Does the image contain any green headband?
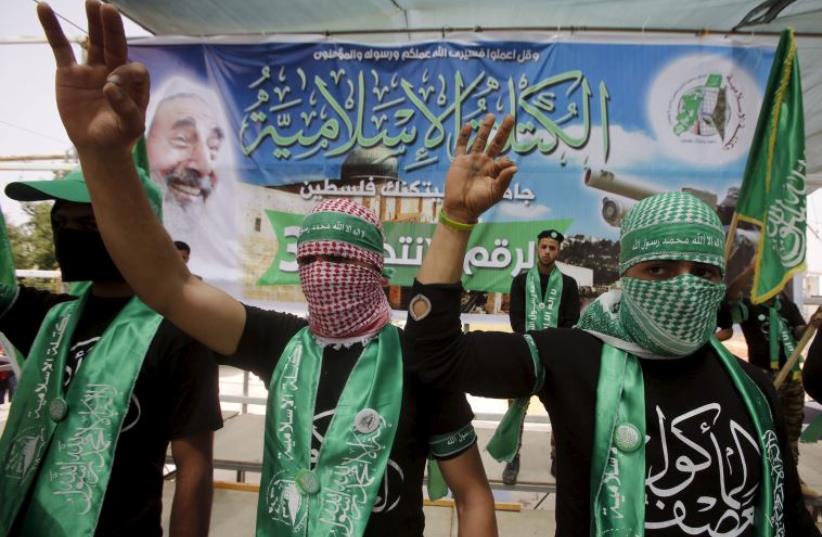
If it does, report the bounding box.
[619,192,725,274]
[297,211,384,255]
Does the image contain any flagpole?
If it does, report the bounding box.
[774,305,821,388]
[724,213,739,263]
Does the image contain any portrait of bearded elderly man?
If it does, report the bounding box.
[146,78,227,211]
[404,113,819,536]
[146,77,242,286]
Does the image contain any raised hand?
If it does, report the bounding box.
[38,0,149,153]
[443,114,517,223]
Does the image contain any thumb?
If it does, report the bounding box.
[103,82,145,139]
[104,63,149,138]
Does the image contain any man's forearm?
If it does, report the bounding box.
[169,432,214,537]
[416,222,471,284]
[78,151,247,356]
[169,467,213,537]
[440,448,498,537]
[455,494,498,537]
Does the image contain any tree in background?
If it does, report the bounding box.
[4,202,58,290]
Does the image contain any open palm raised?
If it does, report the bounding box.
[443,114,518,224]
[38,0,149,153]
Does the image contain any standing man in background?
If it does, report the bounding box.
[505,229,579,484]
[717,265,809,488]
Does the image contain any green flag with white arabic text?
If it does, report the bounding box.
[734,28,806,304]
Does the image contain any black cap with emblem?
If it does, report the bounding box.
[537,229,564,244]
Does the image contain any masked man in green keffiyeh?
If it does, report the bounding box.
[405,113,819,536]
[35,3,497,536]
[504,229,580,484]
[0,168,223,537]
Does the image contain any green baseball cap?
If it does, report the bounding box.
[5,166,162,218]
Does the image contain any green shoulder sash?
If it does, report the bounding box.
[590,339,783,536]
[0,290,162,536]
[257,324,403,537]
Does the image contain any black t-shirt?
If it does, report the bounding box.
[222,306,475,537]
[0,286,223,537]
[717,297,805,370]
[404,282,819,537]
[508,270,580,333]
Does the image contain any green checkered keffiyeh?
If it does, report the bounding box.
[619,191,725,275]
[579,192,727,358]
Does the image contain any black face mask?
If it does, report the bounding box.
[52,228,125,283]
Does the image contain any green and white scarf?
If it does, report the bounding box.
[767,297,800,378]
[257,325,403,537]
[589,339,783,537]
[486,266,561,462]
[581,275,726,360]
[525,265,563,331]
[0,289,162,536]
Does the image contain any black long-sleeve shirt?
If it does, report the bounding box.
[717,296,806,370]
[508,269,580,333]
[404,281,819,537]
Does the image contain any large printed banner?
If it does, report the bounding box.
[130,37,774,305]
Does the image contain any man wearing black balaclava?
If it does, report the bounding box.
[0,168,222,537]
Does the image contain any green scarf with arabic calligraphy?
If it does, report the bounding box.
[486,266,560,462]
[590,338,783,537]
[767,297,800,379]
[257,324,403,537]
[0,289,162,536]
[525,265,563,332]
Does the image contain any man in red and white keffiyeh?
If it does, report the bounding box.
[297,198,392,345]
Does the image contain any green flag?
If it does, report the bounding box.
[0,208,18,312]
[734,28,806,304]
[133,136,150,176]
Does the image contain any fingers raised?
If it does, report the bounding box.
[455,122,472,156]
[85,0,104,65]
[107,63,151,110]
[486,114,513,158]
[100,3,128,70]
[103,84,143,138]
[38,2,77,68]
[468,113,495,154]
[494,158,517,193]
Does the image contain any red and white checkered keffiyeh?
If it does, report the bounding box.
[297,199,391,340]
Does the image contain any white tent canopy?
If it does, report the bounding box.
[112,0,822,35]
